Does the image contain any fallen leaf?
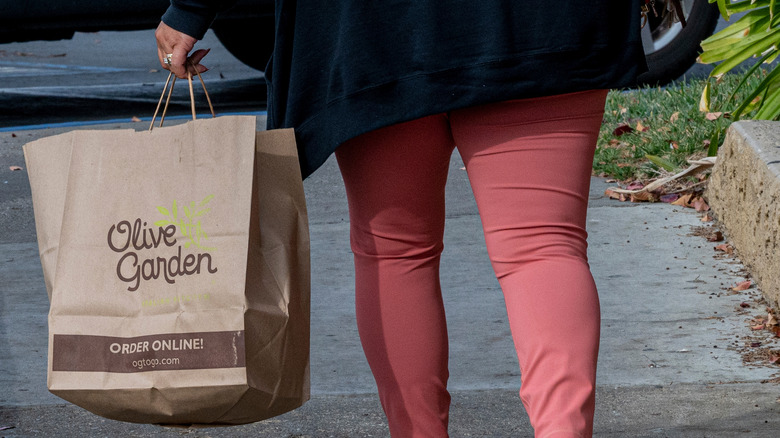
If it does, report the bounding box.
[706,112,723,121]
[732,280,751,291]
[701,214,713,222]
[669,141,679,150]
[741,302,752,308]
[752,324,766,331]
[604,188,626,201]
[11,133,16,137]
[131,116,142,122]
[612,124,634,136]
[626,181,644,190]
[707,231,724,242]
[9,166,22,171]
[630,191,656,202]
[671,193,694,207]
[770,355,780,364]
[669,112,680,123]
[767,313,778,327]
[636,121,649,132]
[714,243,733,254]
[691,197,710,212]
[660,194,680,203]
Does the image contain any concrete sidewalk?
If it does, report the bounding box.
[1,120,779,437]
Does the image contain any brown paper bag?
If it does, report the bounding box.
[23,116,310,425]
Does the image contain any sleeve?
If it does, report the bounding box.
[161,0,238,40]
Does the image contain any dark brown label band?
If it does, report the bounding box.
[52,331,246,373]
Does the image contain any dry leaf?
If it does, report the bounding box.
[701,214,713,222]
[131,116,142,122]
[767,313,778,327]
[714,244,733,254]
[708,231,724,242]
[660,194,680,203]
[671,193,694,207]
[732,280,752,291]
[636,121,649,132]
[669,141,679,150]
[706,112,723,121]
[613,124,634,136]
[9,166,22,171]
[604,188,627,202]
[626,181,644,190]
[691,197,710,212]
[669,112,680,123]
[630,191,656,202]
[752,324,766,331]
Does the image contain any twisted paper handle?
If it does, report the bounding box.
[149,60,215,131]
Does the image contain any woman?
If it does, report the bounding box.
[156,2,646,436]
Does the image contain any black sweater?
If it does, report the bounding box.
[164,1,647,178]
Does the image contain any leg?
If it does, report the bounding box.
[335,115,455,437]
[450,90,608,438]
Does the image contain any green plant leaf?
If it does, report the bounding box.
[732,65,780,118]
[726,0,771,14]
[157,206,170,217]
[716,0,730,19]
[707,32,780,76]
[700,80,712,112]
[646,154,677,172]
[754,84,780,118]
[723,50,775,112]
[708,129,723,157]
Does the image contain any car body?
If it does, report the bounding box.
[0,1,275,70]
[0,1,719,84]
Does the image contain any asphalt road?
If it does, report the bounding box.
[0,30,266,128]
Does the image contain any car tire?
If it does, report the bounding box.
[638,0,720,86]
[212,16,275,72]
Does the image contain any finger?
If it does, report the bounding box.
[157,47,171,70]
[169,47,190,79]
[188,48,210,65]
[186,49,211,75]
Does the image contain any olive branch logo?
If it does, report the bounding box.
[154,195,215,251]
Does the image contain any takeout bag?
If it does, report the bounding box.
[23,116,310,425]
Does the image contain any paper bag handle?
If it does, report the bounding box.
[149,60,216,131]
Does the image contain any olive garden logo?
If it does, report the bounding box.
[107,195,218,291]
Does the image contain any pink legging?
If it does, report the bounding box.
[335,90,607,438]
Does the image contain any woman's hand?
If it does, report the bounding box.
[155,21,209,78]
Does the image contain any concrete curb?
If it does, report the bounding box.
[708,121,780,308]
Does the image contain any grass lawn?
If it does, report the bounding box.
[596,70,768,183]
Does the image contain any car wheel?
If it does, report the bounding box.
[212,17,275,72]
[638,0,720,86]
